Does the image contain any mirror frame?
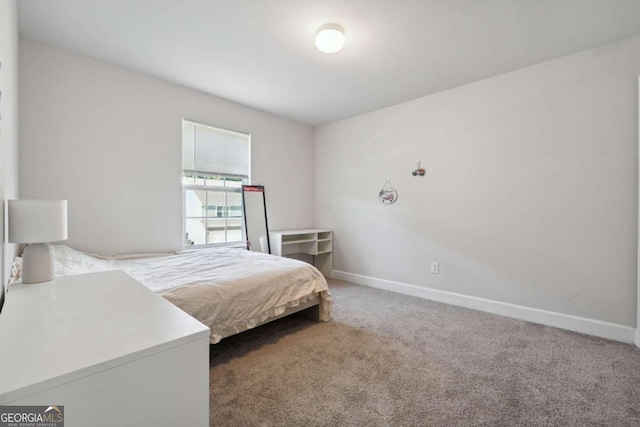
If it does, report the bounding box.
[241,185,271,254]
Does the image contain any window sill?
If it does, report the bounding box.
[182,242,247,251]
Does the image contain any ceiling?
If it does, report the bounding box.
[17,0,640,126]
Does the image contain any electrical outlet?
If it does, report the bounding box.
[431,262,439,274]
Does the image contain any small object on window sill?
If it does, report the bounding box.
[379,178,398,205]
[412,160,426,177]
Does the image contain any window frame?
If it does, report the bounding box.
[181,119,251,248]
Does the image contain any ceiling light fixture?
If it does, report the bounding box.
[315,24,345,53]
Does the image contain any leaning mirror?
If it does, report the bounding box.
[241,185,271,253]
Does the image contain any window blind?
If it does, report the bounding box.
[182,120,250,178]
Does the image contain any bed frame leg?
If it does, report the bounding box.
[300,304,321,322]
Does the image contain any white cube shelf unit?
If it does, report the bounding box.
[269,228,333,277]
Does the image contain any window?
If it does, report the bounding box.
[182,119,250,246]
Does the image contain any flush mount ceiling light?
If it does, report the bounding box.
[315,24,345,53]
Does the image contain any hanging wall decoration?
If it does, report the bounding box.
[412,160,426,177]
[378,178,398,205]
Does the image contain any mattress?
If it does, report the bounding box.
[15,245,332,344]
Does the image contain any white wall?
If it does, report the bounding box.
[316,36,640,328]
[19,38,315,255]
[0,0,20,302]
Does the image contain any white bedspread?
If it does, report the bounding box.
[41,245,332,343]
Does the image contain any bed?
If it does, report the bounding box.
[11,245,332,344]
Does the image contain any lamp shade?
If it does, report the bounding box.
[8,200,68,244]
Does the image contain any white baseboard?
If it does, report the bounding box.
[332,270,637,344]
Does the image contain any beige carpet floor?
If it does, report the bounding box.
[209,279,640,426]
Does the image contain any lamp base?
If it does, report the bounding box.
[22,243,55,284]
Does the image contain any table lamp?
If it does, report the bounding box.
[8,200,68,284]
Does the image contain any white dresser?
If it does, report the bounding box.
[0,270,210,427]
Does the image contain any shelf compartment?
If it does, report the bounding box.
[318,231,332,240]
[282,238,316,245]
[282,241,317,256]
[318,240,332,254]
[282,233,317,243]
